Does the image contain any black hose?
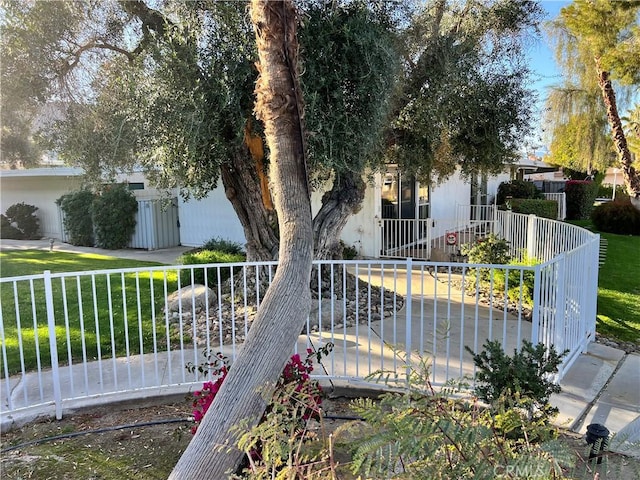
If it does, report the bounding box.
[1,414,365,454]
[0,417,193,454]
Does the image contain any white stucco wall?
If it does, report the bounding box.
[177,188,246,247]
[0,170,84,239]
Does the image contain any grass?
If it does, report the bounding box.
[1,250,178,376]
[570,220,640,344]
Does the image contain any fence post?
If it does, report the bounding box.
[44,270,62,420]
[530,264,542,347]
[526,214,537,260]
[405,257,413,383]
[553,254,567,355]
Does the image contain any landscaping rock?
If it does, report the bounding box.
[165,284,217,313]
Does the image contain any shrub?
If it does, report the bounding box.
[466,339,567,421]
[597,184,628,200]
[341,240,358,259]
[493,255,539,307]
[1,202,40,239]
[496,180,541,205]
[58,190,96,246]
[565,180,598,220]
[90,185,138,249]
[201,237,244,255]
[0,214,22,239]
[178,249,246,288]
[591,198,640,235]
[509,198,558,219]
[462,234,511,282]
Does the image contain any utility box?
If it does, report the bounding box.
[129,198,181,250]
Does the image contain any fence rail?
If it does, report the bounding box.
[1,211,599,425]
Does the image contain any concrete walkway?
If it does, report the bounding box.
[1,239,638,458]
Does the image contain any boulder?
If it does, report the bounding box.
[166,284,217,313]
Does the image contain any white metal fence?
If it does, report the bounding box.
[0,212,599,424]
[543,192,567,221]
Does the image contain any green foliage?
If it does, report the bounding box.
[1,202,40,239]
[466,340,567,422]
[462,234,511,283]
[178,250,245,288]
[493,256,539,307]
[340,241,358,260]
[510,199,558,219]
[591,199,640,235]
[344,353,572,479]
[90,185,138,249]
[57,190,95,246]
[565,180,599,220]
[597,184,629,200]
[201,237,244,256]
[496,180,542,205]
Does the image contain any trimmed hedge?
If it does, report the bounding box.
[496,180,542,205]
[178,250,247,288]
[58,190,96,246]
[565,180,598,220]
[91,185,138,249]
[591,199,640,235]
[509,199,558,219]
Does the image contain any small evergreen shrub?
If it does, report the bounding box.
[591,198,640,235]
[1,203,40,239]
[509,198,558,219]
[462,234,511,282]
[493,255,539,307]
[90,184,138,249]
[466,339,567,421]
[565,180,598,220]
[341,240,358,259]
[201,237,244,256]
[58,190,96,246]
[178,250,246,288]
[496,180,542,205]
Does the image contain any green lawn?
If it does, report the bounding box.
[570,220,640,344]
[1,250,178,376]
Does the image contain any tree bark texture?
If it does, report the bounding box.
[169,0,312,477]
[596,63,640,209]
[220,148,279,262]
[313,171,366,259]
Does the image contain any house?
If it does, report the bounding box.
[1,165,514,257]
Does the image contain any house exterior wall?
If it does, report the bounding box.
[0,173,84,239]
[177,188,246,247]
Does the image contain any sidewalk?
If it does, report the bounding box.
[1,240,638,458]
[0,238,191,265]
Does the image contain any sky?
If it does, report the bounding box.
[526,0,572,155]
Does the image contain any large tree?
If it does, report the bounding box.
[550,0,640,208]
[170,2,313,476]
[1,0,540,258]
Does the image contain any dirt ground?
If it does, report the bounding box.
[1,397,638,479]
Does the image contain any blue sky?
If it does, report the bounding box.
[526,1,572,153]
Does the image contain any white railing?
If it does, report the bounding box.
[1,212,599,425]
[543,192,567,221]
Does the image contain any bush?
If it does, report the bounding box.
[565,180,598,220]
[1,203,40,239]
[509,198,558,219]
[597,184,628,200]
[493,255,539,307]
[90,185,138,249]
[58,190,96,246]
[0,214,22,239]
[591,198,640,235]
[466,339,567,421]
[201,237,244,255]
[341,240,358,259]
[178,250,246,288]
[496,180,541,205]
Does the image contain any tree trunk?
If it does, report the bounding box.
[169,0,312,477]
[220,148,279,262]
[596,63,640,210]
[313,171,366,259]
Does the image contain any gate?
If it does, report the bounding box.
[379,218,431,259]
